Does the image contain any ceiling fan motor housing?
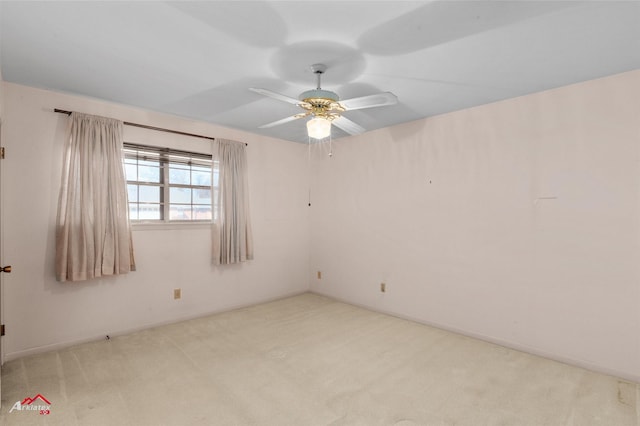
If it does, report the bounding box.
[299,89,344,120]
[299,89,339,102]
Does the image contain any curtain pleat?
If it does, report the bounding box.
[55,112,135,282]
[212,139,253,265]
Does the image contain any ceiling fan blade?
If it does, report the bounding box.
[339,92,398,111]
[249,88,301,105]
[332,116,366,135]
[258,112,309,129]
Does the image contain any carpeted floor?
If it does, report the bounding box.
[1,293,638,425]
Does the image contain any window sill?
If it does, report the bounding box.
[131,221,212,231]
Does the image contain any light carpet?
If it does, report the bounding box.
[0,293,638,425]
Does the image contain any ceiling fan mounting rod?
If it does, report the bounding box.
[310,63,327,89]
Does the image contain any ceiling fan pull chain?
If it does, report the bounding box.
[307,136,312,207]
[328,134,333,157]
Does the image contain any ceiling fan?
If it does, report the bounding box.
[250,64,398,139]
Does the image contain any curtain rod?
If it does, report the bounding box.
[54,109,248,146]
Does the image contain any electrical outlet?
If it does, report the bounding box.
[317,271,322,279]
[174,288,181,300]
[380,282,386,293]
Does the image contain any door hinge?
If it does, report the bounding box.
[1,147,4,159]
[1,324,5,336]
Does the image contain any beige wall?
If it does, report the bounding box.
[2,70,639,383]
[0,59,4,367]
[310,70,640,382]
[1,82,310,360]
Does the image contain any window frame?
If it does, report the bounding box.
[123,142,215,224]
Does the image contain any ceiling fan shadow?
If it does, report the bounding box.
[341,105,422,136]
[169,1,287,48]
[335,81,387,102]
[163,77,288,121]
[270,41,366,86]
[358,0,582,56]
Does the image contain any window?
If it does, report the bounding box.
[123,143,216,222]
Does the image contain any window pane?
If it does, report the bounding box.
[125,163,137,180]
[193,188,211,205]
[169,162,190,170]
[138,158,160,167]
[139,185,161,203]
[192,170,211,186]
[212,168,219,187]
[193,205,212,220]
[129,204,139,220]
[127,184,138,202]
[169,204,191,220]
[124,143,213,223]
[170,187,191,204]
[138,165,160,183]
[169,167,190,185]
[138,204,161,220]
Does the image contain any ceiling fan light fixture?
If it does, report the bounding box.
[307,117,332,139]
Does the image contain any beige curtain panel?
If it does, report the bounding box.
[212,139,253,265]
[55,112,135,282]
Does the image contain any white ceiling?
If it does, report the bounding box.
[1,1,638,143]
